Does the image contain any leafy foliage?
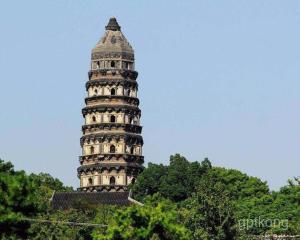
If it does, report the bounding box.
[0,159,37,238]
[130,162,167,201]
[235,183,300,235]
[29,210,92,240]
[209,167,269,200]
[131,154,211,202]
[131,155,299,237]
[0,155,299,239]
[0,159,72,239]
[28,205,116,240]
[93,195,191,240]
[29,172,73,212]
[182,172,237,240]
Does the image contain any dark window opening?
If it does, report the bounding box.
[88,178,93,185]
[96,61,100,69]
[94,89,98,95]
[110,145,116,153]
[90,146,94,154]
[92,116,96,122]
[110,176,116,185]
[111,88,116,95]
[111,61,115,68]
[130,146,134,155]
[110,115,116,123]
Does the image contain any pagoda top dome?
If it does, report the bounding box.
[92,17,134,55]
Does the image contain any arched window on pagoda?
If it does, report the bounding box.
[128,116,132,124]
[110,176,116,185]
[111,88,116,95]
[110,115,116,123]
[130,146,134,155]
[96,61,100,69]
[125,62,129,69]
[88,177,93,186]
[125,89,130,96]
[110,145,116,153]
[94,89,98,95]
[111,61,115,68]
[90,146,94,154]
[92,116,96,123]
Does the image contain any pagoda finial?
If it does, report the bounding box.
[105,17,121,31]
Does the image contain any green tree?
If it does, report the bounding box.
[28,207,104,240]
[131,154,211,202]
[93,195,191,240]
[29,173,73,212]
[29,172,73,192]
[0,159,73,239]
[288,176,300,186]
[209,167,269,200]
[183,173,237,240]
[159,154,207,202]
[235,182,300,236]
[0,159,37,238]
[130,163,167,201]
[28,200,116,240]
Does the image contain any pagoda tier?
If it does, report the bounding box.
[88,69,138,80]
[80,133,143,146]
[77,163,143,192]
[78,18,144,192]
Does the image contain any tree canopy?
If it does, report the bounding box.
[0,159,72,239]
[0,156,299,239]
[93,195,190,240]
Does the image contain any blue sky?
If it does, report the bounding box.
[0,0,299,190]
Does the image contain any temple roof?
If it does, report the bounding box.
[51,191,135,210]
[92,17,133,55]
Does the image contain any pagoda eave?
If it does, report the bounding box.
[79,154,144,164]
[77,162,144,174]
[82,123,142,134]
[77,185,128,192]
[86,79,138,90]
[80,133,143,146]
[85,95,139,105]
[82,105,141,116]
[91,51,134,61]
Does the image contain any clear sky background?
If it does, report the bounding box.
[0,0,299,190]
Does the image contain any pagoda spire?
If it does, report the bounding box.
[105,17,121,31]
